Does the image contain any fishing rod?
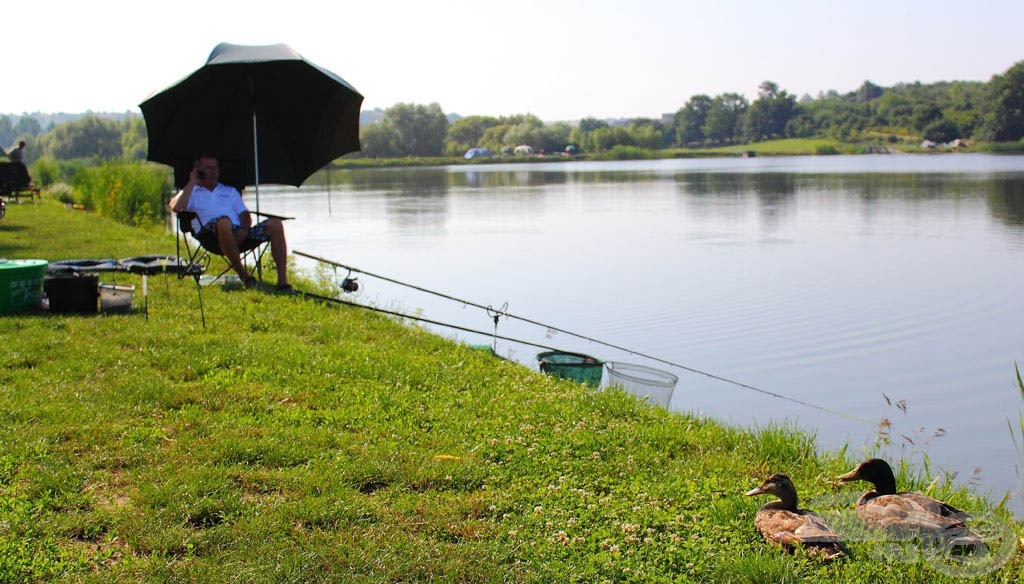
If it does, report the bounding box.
[294,250,873,425]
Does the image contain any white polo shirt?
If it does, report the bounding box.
[185,183,248,231]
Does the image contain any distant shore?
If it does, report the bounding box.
[329,137,1023,170]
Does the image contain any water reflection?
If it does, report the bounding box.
[987,177,1024,229]
[298,158,1024,239]
[452,169,566,189]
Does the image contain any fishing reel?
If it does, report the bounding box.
[337,267,360,294]
[340,277,360,293]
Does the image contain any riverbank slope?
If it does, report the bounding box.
[0,199,1019,581]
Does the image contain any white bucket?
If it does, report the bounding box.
[99,283,134,313]
[605,362,678,409]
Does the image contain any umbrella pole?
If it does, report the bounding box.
[252,109,261,217]
[252,109,265,282]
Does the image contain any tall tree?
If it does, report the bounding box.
[984,60,1024,142]
[0,115,12,148]
[540,121,572,153]
[444,115,499,156]
[13,116,41,137]
[502,114,546,150]
[121,116,148,161]
[675,94,712,146]
[359,121,402,157]
[577,117,608,133]
[385,102,449,156]
[704,93,748,144]
[40,115,123,159]
[855,80,884,102]
[745,81,797,141]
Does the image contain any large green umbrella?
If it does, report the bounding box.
[140,42,363,212]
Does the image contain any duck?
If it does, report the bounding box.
[836,458,981,547]
[745,473,846,560]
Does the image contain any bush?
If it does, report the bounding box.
[73,162,172,226]
[923,118,961,144]
[30,157,89,187]
[48,182,76,204]
[605,145,653,160]
[30,157,60,187]
[813,145,839,155]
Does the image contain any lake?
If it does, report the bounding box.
[248,153,1024,511]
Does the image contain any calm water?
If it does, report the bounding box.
[251,154,1024,510]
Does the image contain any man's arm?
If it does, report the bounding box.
[234,210,253,245]
[168,168,200,212]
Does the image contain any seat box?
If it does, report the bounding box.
[44,274,99,314]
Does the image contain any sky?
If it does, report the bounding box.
[4,0,1022,122]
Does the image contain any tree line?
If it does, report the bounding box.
[4,60,1023,164]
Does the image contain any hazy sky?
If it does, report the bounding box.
[4,0,1021,121]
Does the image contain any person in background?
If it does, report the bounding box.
[6,141,26,164]
[168,154,291,291]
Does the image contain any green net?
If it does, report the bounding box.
[536,351,604,388]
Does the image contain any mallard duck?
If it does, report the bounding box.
[836,458,980,547]
[745,473,845,560]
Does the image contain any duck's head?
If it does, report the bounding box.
[745,473,798,508]
[836,458,897,494]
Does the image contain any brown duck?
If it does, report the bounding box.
[837,458,981,547]
[745,473,845,560]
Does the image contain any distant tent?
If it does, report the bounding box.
[513,144,533,156]
[464,147,493,159]
[565,144,579,154]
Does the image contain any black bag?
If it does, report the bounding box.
[44,274,99,314]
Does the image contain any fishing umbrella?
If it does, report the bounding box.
[140,42,363,212]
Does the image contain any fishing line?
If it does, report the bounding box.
[294,250,874,425]
[298,290,563,353]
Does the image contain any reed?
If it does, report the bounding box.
[73,161,171,226]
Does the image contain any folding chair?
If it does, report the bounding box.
[175,210,271,284]
[174,210,291,328]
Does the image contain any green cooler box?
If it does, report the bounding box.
[0,259,47,314]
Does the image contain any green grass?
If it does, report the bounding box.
[0,198,1021,582]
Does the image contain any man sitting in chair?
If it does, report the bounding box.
[169,155,290,290]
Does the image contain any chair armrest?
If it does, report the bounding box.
[176,211,200,234]
[252,211,294,221]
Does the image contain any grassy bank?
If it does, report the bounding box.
[0,199,1021,582]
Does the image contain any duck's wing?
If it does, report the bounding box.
[756,509,843,546]
[899,491,968,519]
[754,508,805,548]
[794,509,844,544]
[859,494,970,535]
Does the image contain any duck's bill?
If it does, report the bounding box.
[835,469,859,482]
[744,486,765,496]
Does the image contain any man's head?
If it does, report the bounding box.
[194,155,220,189]
[17,141,25,149]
